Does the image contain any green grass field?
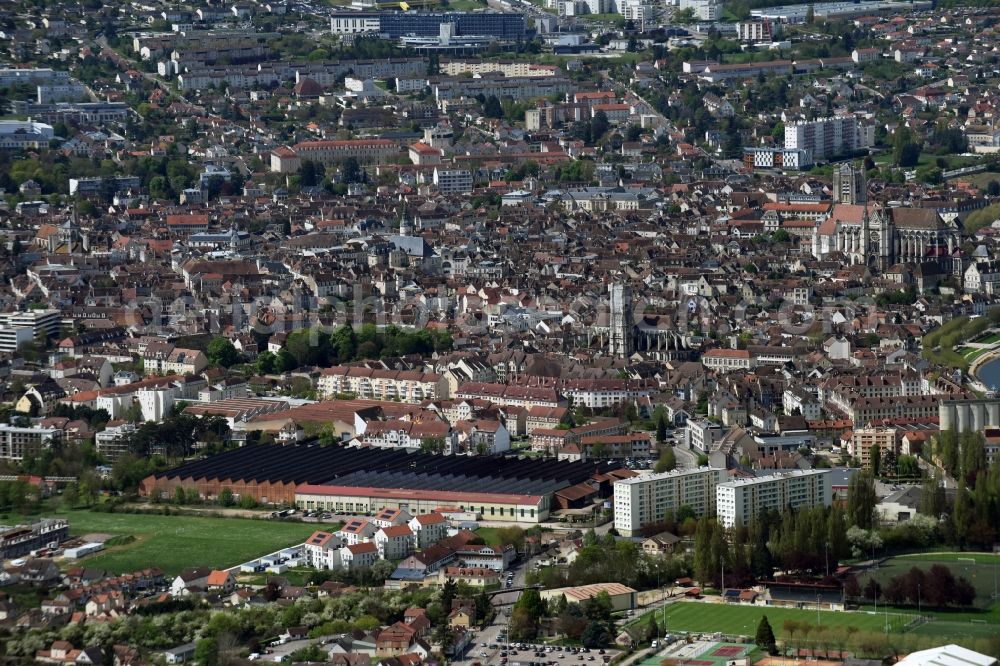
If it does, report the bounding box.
[633,601,914,639]
[958,346,990,361]
[972,332,1000,345]
[1,509,339,576]
[860,553,1000,610]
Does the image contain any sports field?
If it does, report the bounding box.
[635,601,915,638]
[638,641,752,666]
[2,509,338,576]
[860,552,1000,610]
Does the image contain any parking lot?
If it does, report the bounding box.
[475,640,618,666]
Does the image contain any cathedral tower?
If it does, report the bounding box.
[609,283,633,358]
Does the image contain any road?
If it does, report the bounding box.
[671,444,697,470]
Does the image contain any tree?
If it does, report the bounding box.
[194,637,218,666]
[206,337,239,368]
[484,95,503,118]
[646,617,659,644]
[953,479,972,546]
[218,487,234,507]
[847,470,877,530]
[61,482,79,509]
[654,446,676,473]
[805,4,814,23]
[871,443,881,477]
[655,408,668,443]
[783,619,800,652]
[675,7,695,23]
[299,159,325,187]
[581,620,611,648]
[342,157,362,184]
[756,615,777,654]
[591,111,610,143]
[897,142,921,168]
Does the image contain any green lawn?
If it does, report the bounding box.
[474,527,504,546]
[948,170,1000,189]
[971,332,1000,345]
[633,601,914,638]
[1,509,339,576]
[958,346,991,362]
[860,553,1000,610]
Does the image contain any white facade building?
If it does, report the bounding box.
[680,0,722,20]
[716,469,832,528]
[138,387,174,422]
[784,116,872,161]
[433,167,473,194]
[614,467,729,536]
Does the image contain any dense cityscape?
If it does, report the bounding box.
[0,0,999,664]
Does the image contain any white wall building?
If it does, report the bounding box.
[716,469,832,528]
[680,0,722,20]
[784,116,872,161]
[614,467,729,536]
[433,167,473,194]
[138,387,174,422]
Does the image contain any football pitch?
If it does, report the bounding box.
[2,508,339,576]
[860,552,1000,610]
[636,601,915,638]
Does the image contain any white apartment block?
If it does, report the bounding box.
[782,387,822,420]
[686,418,724,454]
[680,0,722,20]
[138,387,174,422]
[716,469,832,528]
[784,116,872,161]
[622,0,654,24]
[95,422,137,464]
[0,68,69,87]
[440,61,558,77]
[614,467,729,537]
[0,310,62,339]
[36,82,87,104]
[0,326,34,353]
[317,366,448,403]
[0,424,61,462]
[433,167,473,194]
[736,20,771,42]
[329,15,381,33]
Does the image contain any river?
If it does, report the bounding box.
[977,355,1000,390]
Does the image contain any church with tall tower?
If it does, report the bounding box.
[608,283,633,359]
[812,164,960,271]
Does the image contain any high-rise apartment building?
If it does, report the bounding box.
[716,469,832,528]
[614,467,729,536]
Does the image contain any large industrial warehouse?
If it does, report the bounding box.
[140,445,613,523]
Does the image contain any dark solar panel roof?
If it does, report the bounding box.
[154,444,610,496]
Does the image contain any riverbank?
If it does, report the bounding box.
[970,346,1000,392]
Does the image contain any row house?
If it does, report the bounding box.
[318,366,449,403]
[558,379,654,410]
[569,433,652,461]
[525,405,568,435]
[846,395,940,424]
[359,419,456,453]
[454,382,564,409]
[142,342,208,375]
